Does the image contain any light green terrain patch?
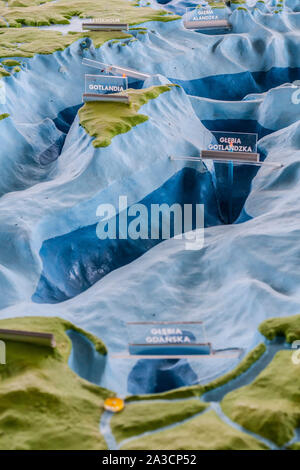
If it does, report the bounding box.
[259,313,300,343]
[220,314,300,447]
[0,0,179,57]
[6,0,57,6]
[120,410,269,450]
[111,399,207,443]
[126,343,266,402]
[210,2,226,8]
[0,28,131,58]
[0,66,10,77]
[1,59,21,66]
[0,0,179,28]
[0,316,111,450]
[78,85,171,148]
[0,113,9,120]
[197,0,227,6]
[290,442,300,450]
[116,316,300,448]
[221,349,300,447]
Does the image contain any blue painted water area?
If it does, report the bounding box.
[67,329,106,385]
[128,358,199,394]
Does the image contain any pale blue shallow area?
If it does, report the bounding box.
[0,1,300,396]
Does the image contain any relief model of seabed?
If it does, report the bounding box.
[0,0,299,452]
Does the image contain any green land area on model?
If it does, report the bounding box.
[222,314,300,447]
[0,316,110,450]
[0,314,299,449]
[0,0,179,58]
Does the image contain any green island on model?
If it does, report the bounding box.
[78,85,172,147]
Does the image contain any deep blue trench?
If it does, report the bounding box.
[33,154,259,304]
[202,118,271,223]
[33,63,297,304]
[33,128,270,304]
[33,166,222,303]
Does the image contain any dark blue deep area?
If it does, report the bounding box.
[128,359,198,394]
[33,167,223,303]
[33,163,256,304]
[54,104,82,134]
[201,119,271,222]
[171,67,300,100]
[214,161,257,225]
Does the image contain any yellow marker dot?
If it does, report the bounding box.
[104,397,125,413]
